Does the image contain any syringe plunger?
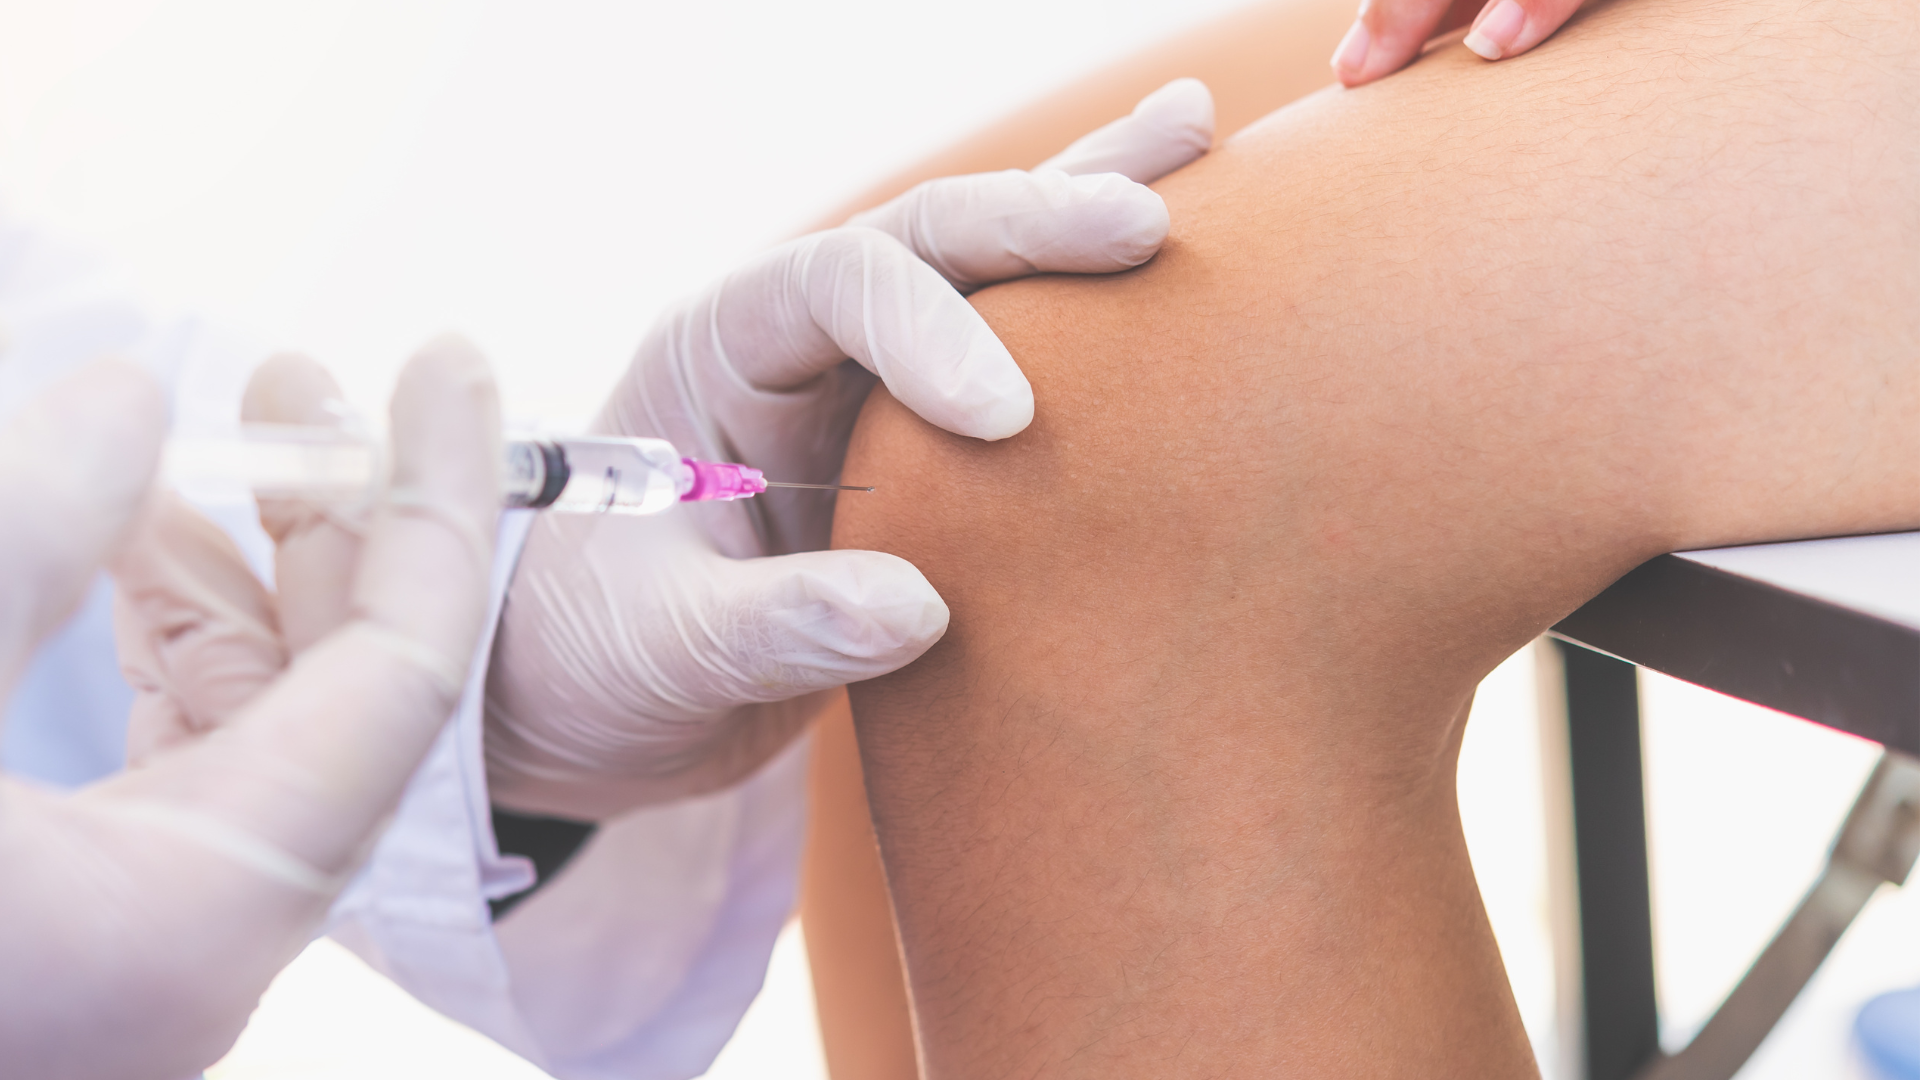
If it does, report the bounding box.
[165,426,863,516]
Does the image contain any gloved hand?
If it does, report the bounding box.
[112,350,401,772]
[484,79,1217,817]
[1329,0,1573,87]
[0,341,500,1078]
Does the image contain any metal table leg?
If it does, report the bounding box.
[1549,639,1920,1080]
[1634,753,1920,1080]
[1556,640,1664,1080]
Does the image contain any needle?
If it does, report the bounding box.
[763,481,876,492]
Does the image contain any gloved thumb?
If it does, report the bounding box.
[0,360,165,695]
[112,337,501,883]
[483,542,948,814]
[501,541,948,730]
[708,548,951,699]
[243,353,366,655]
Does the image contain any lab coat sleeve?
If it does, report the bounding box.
[0,207,806,1077]
[325,509,812,1080]
[0,212,280,786]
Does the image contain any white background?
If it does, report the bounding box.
[1,2,1916,1077]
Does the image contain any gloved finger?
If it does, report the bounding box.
[1460,0,1586,64]
[644,227,1035,440]
[1034,77,1215,183]
[0,359,165,695]
[118,689,185,763]
[243,353,367,654]
[122,692,196,766]
[1330,0,1480,88]
[700,548,950,697]
[153,336,501,879]
[845,79,1211,293]
[845,169,1170,293]
[493,543,945,773]
[111,491,286,764]
[347,334,500,693]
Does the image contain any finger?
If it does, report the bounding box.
[151,336,502,879]
[489,544,943,807]
[788,228,1034,439]
[629,227,1035,442]
[242,353,366,653]
[1035,77,1215,183]
[843,80,1206,293]
[845,169,1170,292]
[122,690,196,765]
[709,549,950,695]
[0,360,165,694]
[512,542,947,729]
[1460,0,1585,64]
[1331,0,1479,88]
[349,334,501,679]
[110,492,286,763]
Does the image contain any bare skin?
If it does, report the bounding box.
[801,707,921,1080]
[806,0,1475,230]
[799,4,1404,1075]
[826,0,1920,1074]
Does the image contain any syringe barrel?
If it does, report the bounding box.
[162,425,381,497]
[508,436,689,514]
[165,427,699,516]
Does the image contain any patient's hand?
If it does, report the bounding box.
[1332,0,1582,86]
[833,0,1919,1075]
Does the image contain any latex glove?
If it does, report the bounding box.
[113,351,388,770]
[484,80,1216,818]
[1330,0,1574,87]
[0,341,499,1078]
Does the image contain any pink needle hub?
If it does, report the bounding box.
[681,458,768,502]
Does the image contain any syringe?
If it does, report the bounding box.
[162,424,871,514]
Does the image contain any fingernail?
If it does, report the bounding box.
[1330,19,1372,79]
[1463,0,1524,60]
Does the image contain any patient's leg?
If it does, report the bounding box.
[802,3,1403,1073]
[832,0,1920,1074]
[812,0,1381,227]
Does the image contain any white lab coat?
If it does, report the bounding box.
[0,213,807,1080]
